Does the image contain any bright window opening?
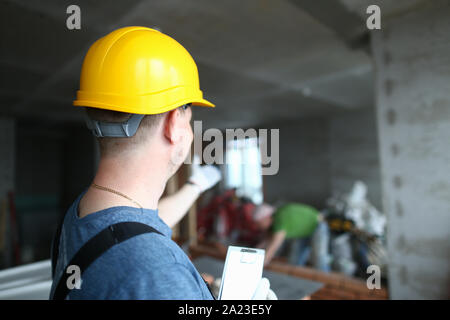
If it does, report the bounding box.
[224,137,263,204]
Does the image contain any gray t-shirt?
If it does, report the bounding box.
[50,193,214,300]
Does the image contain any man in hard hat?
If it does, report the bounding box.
[50,27,274,300]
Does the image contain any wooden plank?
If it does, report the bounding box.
[188,203,197,246]
[187,157,198,246]
[189,242,389,300]
[166,174,179,239]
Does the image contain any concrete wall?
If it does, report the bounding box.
[16,129,63,196]
[15,124,64,262]
[14,123,95,263]
[0,117,15,200]
[263,118,330,208]
[0,117,15,268]
[372,2,450,299]
[329,108,382,209]
[263,109,382,211]
[60,125,95,214]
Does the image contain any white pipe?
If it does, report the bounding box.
[0,280,52,300]
[0,260,52,299]
[0,260,51,283]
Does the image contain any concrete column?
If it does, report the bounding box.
[329,108,382,209]
[0,117,15,268]
[372,3,450,299]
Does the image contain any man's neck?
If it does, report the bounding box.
[79,154,167,218]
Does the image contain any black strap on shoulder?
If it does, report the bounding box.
[51,221,162,300]
[51,215,64,279]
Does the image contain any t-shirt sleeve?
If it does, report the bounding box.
[272,208,287,233]
[110,262,209,300]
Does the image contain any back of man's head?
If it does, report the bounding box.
[85,108,166,157]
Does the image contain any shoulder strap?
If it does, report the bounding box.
[51,221,162,300]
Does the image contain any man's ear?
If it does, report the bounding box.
[163,109,181,144]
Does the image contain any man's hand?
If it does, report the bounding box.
[252,278,278,300]
[188,155,222,192]
[214,277,278,300]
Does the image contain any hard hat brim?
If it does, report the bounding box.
[191,99,215,108]
[74,97,215,114]
[74,86,215,114]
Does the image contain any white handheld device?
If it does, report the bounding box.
[218,246,265,300]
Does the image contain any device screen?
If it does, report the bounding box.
[218,246,265,300]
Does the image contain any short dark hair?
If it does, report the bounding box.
[85,108,166,156]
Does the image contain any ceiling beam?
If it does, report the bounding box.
[289,0,370,52]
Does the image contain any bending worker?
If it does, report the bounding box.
[255,203,330,271]
[49,27,273,300]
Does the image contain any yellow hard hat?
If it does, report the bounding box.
[73,26,214,114]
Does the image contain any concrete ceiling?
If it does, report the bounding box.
[0,0,420,129]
